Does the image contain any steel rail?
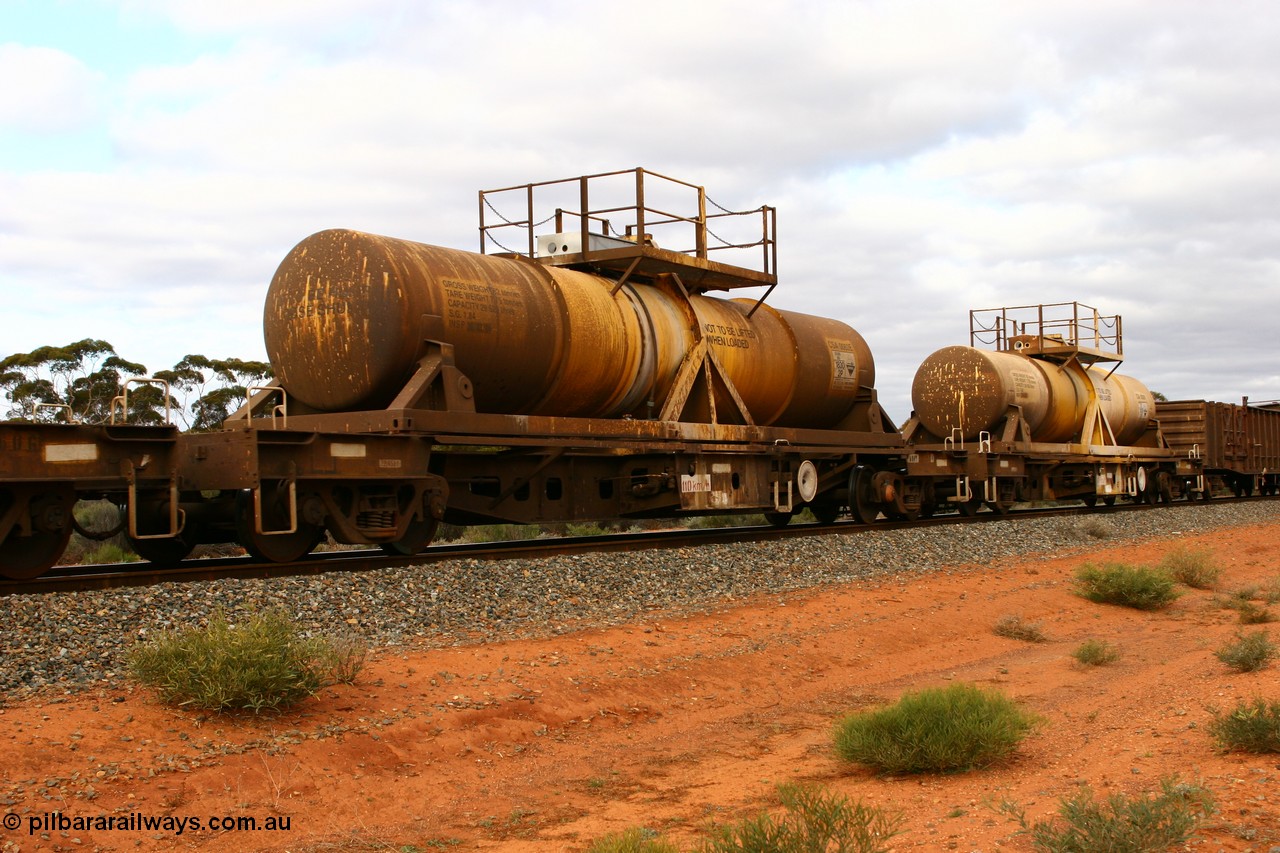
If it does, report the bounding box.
[0,500,1174,597]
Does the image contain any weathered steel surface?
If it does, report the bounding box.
[266,408,906,449]
[1157,399,1280,477]
[0,423,177,484]
[264,230,564,413]
[264,230,876,429]
[911,346,1155,445]
[0,423,181,578]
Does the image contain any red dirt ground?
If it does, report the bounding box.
[3,520,1279,852]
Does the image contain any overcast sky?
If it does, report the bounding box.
[2,0,1278,423]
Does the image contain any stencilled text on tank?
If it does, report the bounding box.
[703,322,756,349]
[1011,370,1037,402]
[295,296,348,318]
[441,278,522,334]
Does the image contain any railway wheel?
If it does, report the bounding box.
[0,526,72,580]
[234,487,324,563]
[810,503,841,525]
[1155,471,1174,504]
[1134,467,1150,504]
[128,534,196,566]
[763,511,794,528]
[1082,495,1098,508]
[0,488,75,580]
[381,514,440,556]
[847,466,879,524]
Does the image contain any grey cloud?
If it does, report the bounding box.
[4,0,1279,421]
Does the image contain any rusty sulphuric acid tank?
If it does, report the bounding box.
[263,229,876,427]
[911,345,1156,444]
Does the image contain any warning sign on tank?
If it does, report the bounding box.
[829,347,859,391]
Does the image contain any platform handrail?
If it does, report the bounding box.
[969,302,1123,360]
[478,167,776,279]
[247,385,288,428]
[33,403,76,424]
[109,377,172,425]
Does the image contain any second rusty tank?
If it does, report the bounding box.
[263,229,876,428]
[911,345,1156,445]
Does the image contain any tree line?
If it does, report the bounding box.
[0,339,272,431]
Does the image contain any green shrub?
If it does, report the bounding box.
[1265,577,1280,605]
[1071,639,1121,667]
[1214,630,1276,672]
[1208,697,1280,753]
[698,783,901,853]
[1001,776,1214,851]
[682,513,769,530]
[833,683,1040,773]
[1073,563,1181,610]
[1158,547,1220,590]
[438,523,550,543]
[82,542,141,565]
[1230,579,1280,605]
[313,631,368,685]
[1227,585,1262,603]
[1216,588,1278,623]
[128,609,367,712]
[993,614,1047,643]
[463,524,542,543]
[588,827,681,853]
[1235,601,1276,624]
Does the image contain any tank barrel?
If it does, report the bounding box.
[911,345,1155,445]
[264,229,876,427]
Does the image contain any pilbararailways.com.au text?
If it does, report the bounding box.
[5,811,292,836]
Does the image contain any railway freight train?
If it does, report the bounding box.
[2,168,1276,580]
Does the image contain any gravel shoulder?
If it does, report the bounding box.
[6,503,1279,698]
